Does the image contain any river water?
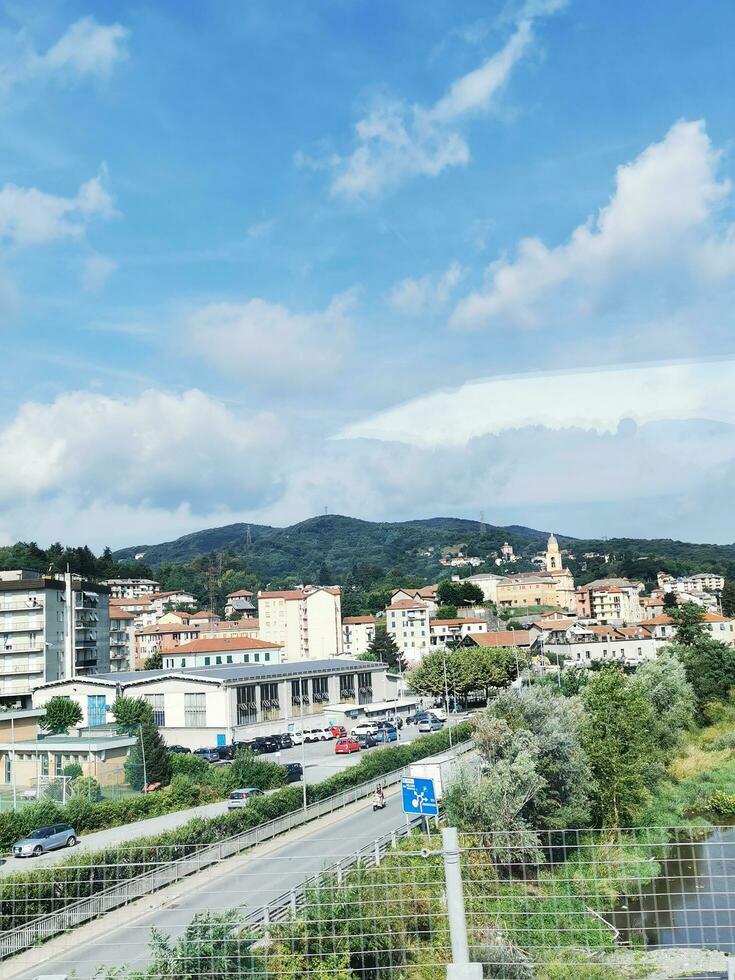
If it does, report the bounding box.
[610,827,735,954]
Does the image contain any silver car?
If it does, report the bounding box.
[13,823,77,857]
[227,787,264,810]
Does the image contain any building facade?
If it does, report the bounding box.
[109,607,136,672]
[575,578,643,624]
[162,636,282,669]
[135,622,202,668]
[341,616,377,657]
[386,599,430,665]
[224,590,257,618]
[102,578,160,599]
[429,618,487,647]
[33,658,398,749]
[258,587,343,661]
[0,570,110,708]
[640,613,735,647]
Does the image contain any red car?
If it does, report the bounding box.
[330,724,347,737]
[335,736,361,754]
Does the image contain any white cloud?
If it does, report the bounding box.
[0,170,116,247]
[0,388,286,511]
[329,3,563,199]
[32,16,129,81]
[451,119,735,329]
[388,262,464,315]
[186,292,355,384]
[82,253,117,292]
[338,359,735,447]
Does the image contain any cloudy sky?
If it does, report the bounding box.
[1,0,735,549]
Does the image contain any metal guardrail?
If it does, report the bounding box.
[0,740,472,961]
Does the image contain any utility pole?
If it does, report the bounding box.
[139,722,148,790]
[442,827,482,979]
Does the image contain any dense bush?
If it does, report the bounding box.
[706,790,735,816]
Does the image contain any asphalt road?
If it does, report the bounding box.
[13,743,473,980]
[0,717,467,878]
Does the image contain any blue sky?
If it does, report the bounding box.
[1,0,735,548]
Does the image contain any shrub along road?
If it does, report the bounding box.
[0,717,467,878]
[6,743,474,980]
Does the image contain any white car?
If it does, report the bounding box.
[428,708,447,722]
[304,728,333,742]
[351,721,379,737]
[290,731,304,745]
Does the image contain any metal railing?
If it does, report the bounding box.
[0,740,472,961]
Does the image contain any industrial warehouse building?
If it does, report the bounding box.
[32,658,412,750]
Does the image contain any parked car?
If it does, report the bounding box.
[284,762,303,782]
[13,824,77,857]
[356,732,378,749]
[330,724,348,738]
[227,787,265,810]
[335,736,361,754]
[351,721,379,737]
[374,727,398,743]
[253,736,279,753]
[290,731,304,745]
[274,733,293,749]
[428,707,447,722]
[406,711,430,725]
[304,728,333,742]
[418,717,444,733]
[193,748,220,763]
[167,745,191,754]
[377,716,403,730]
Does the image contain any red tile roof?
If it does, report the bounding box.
[226,590,254,598]
[110,607,136,620]
[466,630,532,647]
[176,636,281,653]
[342,616,377,625]
[387,599,429,611]
[430,618,486,627]
[259,590,306,600]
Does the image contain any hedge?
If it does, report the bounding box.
[0,750,286,853]
[0,723,470,934]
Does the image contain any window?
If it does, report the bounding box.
[244,654,249,663]
[55,755,63,777]
[180,658,185,668]
[226,655,233,664]
[204,656,211,666]
[264,652,270,662]
[236,684,257,725]
[3,756,10,783]
[184,693,206,727]
[41,755,49,777]
[215,656,222,665]
[260,682,280,721]
[144,694,165,727]
[254,653,260,663]
[312,676,328,703]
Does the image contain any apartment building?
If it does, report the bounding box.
[386,598,430,665]
[575,578,643,624]
[0,570,110,707]
[257,586,342,661]
[658,572,725,595]
[109,607,136,672]
[429,617,487,647]
[342,616,377,657]
[162,635,282,669]
[390,586,439,615]
[111,589,197,629]
[224,589,257,618]
[102,578,160,599]
[199,618,260,640]
[464,536,576,612]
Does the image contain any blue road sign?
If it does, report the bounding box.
[401,776,438,816]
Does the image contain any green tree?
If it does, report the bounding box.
[663,591,678,611]
[580,667,658,826]
[113,697,171,790]
[435,604,458,619]
[668,639,735,718]
[670,601,708,646]
[721,581,735,617]
[41,696,82,734]
[437,580,464,606]
[143,652,163,670]
[362,625,405,673]
[460,581,485,605]
[62,763,83,780]
[635,649,695,750]
[490,686,592,830]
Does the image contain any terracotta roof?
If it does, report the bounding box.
[176,636,282,654]
[534,618,577,631]
[137,623,202,636]
[110,596,151,607]
[578,578,641,590]
[110,607,136,620]
[226,590,254,598]
[641,613,730,626]
[386,599,429,611]
[465,630,532,647]
[259,590,306,600]
[200,618,259,631]
[342,616,377,625]
[189,610,218,620]
[617,626,654,638]
[430,618,486,627]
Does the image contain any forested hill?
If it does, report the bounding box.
[111,514,735,588]
[113,515,560,579]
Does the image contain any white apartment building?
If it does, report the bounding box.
[111,589,197,629]
[429,617,487,647]
[342,616,377,657]
[109,607,136,672]
[257,587,343,661]
[199,618,260,640]
[102,578,160,599]
[390,587,439,615]
[658,572,725,595]
[386,598,430,665]
[135,622,201,668]
[575,579,643,624]
[0,570,110,707]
